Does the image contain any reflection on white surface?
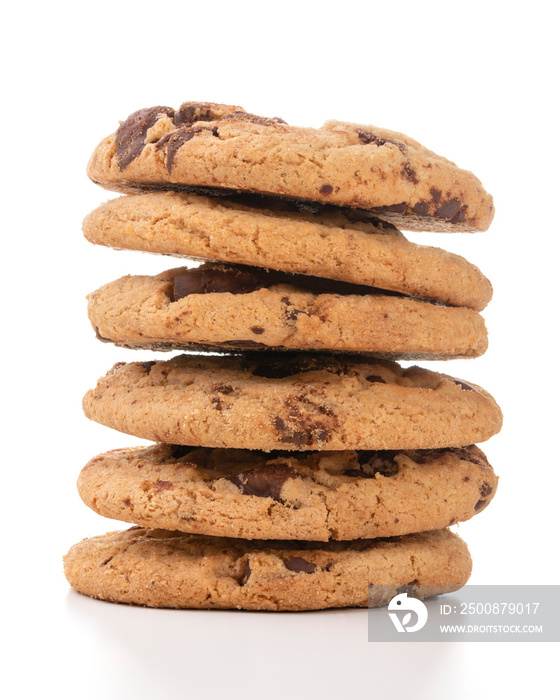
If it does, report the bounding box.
[63,590,461,699]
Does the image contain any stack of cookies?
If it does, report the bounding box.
[64,103,502,611]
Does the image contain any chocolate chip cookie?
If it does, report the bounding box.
[78,443,497,541]
[88,263,488,359]
[82,354,503,451]
[63,526,471,610]
[83,192,492,310]
[87,102,494,232]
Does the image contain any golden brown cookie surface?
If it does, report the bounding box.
[78,444,497,541]
[64,527,472,610]
[87,102,494,232]
[82,354,503,451]
[87,264,489,359]
[83,192,493,309]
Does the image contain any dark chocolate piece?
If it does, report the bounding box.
[240,560,252,585]
[172,267,262,300]
[454,379,476,392]
[174,103,222,126]
[170,263,404,301]
[284,557,317,574]
[116,106,174,170]
[344,451,399,478]
[228,463,296,501]
[435,199,462,220]
[412,201,430,215]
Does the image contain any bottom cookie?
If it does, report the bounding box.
[64,527,471,611]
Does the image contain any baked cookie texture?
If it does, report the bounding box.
[86,102,494,232]
[63,527,471,610]
[87,264,488,359]
[70,101,500,610]
[83,192,493,310]
[82,354,503,451]
[78,444,497,541]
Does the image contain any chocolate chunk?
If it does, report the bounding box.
[435,199,462,220]
[172,267,262,300]
[320,184,333,195]
[410,447,486,467]
[412,201,430,215]
[479,482,493,498]
[466,453,489,468]
[344,450,399,478]
[366,375,386,384]
[214,384,234,395]
[408,448,448,464]
[172,262,402,300]
[450,207,467,223]
[357,130,407,154]
[402,164,418,184]
[240,559,252,585]
[251,326,265,335]
[211,397,224,410]
[474,499,487,511]
[153,480,174,492]
[174,102,221,126]
[376,202,408,214]
[295,395,335,417]
[284,557,316,574]
[446,447,489,468]
[280,429,310,446]
[430,188,442,205]
[157,127,196,172]
[273,415,331,446]
[454,379,475,392]
[100,556,114,567]
[228,463,296,501]
[357,130,389,146]
[141,361,156,373]
[116,106,174,170]
[123,498,131,506]
[285,306,308,321]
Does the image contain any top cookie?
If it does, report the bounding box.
[87,102,494,233]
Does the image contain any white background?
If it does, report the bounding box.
[3,1,559,698]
